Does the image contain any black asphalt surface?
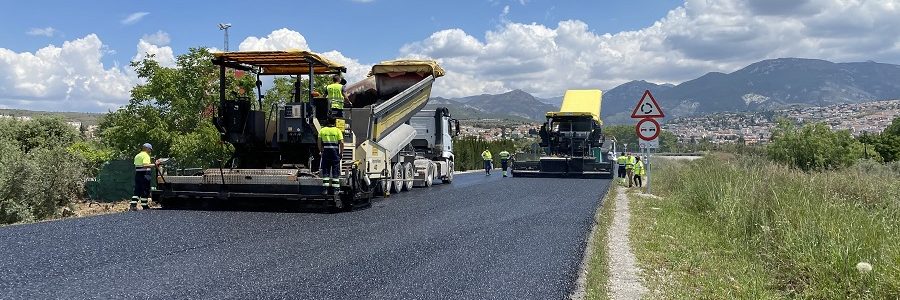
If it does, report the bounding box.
[0,172,609,300]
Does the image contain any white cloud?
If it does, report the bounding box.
[239,28,309,51]
[121,12,149,25]
[141,31,170,46]
[26,27,56,37]
[239,28,372,83]
[133,39,176,68]
[0,34,135,112]
[400,0,900,98]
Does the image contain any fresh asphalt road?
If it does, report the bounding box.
[0,172,610,300]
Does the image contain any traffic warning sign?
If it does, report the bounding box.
[631,90,665,119]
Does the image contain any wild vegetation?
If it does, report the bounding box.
[622,116,900,298]
[0,117,85,224]
[452,137,519,171]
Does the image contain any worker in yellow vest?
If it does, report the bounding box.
[625,153,636,188]
[481,149,493,176]
[325,75,351,118]
[498,150,511,177]
[132,143,156,210]
[318,118,345,195]
[616,152,627,185]
[633,157,645,188]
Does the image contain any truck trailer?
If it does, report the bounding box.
[511,90,613,178]
[153,51,456,210]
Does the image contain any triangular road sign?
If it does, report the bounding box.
[631,90,665,118]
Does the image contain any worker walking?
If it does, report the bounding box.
[616,152,627,185]
[633,157,645,188]
[481,149,493,176]
[325,75,351,118]
[318,118,345,195]
[132,143,156,210]
[499,150,511,177]
[625,152,636,188]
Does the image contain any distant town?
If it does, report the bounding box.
[3,99,899,145]
[665,99,900,145]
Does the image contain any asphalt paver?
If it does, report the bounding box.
[0,173,609,299]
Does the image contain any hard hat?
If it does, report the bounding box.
[142,143,153,150]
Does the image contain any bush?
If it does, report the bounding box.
[452,137,517,171]
[767,120,867,171]
[0,117,86,224]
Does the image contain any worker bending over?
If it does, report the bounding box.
[325,75,351,118]
[633,157,645,188]
[481,149,493,176]
[132,143,156,210]
[499,150,511,177]
[318,118,345,195]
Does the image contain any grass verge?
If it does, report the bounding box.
[583,183,617,300]
[629,154,900,299]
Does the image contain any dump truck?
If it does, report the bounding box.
[511,90,612,178]
[153,51,457,210]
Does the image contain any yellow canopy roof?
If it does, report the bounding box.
[370,60,445,78]
[554,89,603,123]
[212,50,346,75]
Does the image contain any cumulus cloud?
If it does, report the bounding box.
[121,12,149,25]
[133,39,176,68]
[141,31,171,46]
[26,27,56,37]
[400,0,900,98]
[0,34,135,111]
[239,28,309,51]
[238,28,371,83]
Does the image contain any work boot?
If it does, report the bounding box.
[140,198,150,210]
[129,197,138,211]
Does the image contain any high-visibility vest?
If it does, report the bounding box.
[326,83,344,109]
[616,155,626,165]
[633,161,645,175]
[134,151,151,170]
[319,126,343,150]
[481,150,492,160]
[499,151,511,160]
[625,156,636,169]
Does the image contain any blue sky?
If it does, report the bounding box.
[1,0,899,112]
[1,0,681,65]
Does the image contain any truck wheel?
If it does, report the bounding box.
[402,162,414,191]
[424,165,434,187]
[391,163,403,194]
[442,165,454,184]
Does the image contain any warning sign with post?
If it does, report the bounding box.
[631,90,664,194]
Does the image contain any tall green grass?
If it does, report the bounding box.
[647,155,900,298]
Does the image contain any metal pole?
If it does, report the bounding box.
[646,147,652,195]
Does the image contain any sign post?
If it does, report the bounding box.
[631,90,664,194]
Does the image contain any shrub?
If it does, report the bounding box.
[767,120,866,171]
[0,118,86,224]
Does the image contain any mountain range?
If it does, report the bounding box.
[435,58,900,124]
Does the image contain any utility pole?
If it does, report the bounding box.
[218,23,232,51]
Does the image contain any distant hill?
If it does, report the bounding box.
[539,58,900,124]
[427,89,556,121]
[0,109,103,126]
[649,58,900,121]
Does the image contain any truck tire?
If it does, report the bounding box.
[402,162,414,191]
[442,163,454,184]
[424,165,434,187]
[391,163,403,194]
